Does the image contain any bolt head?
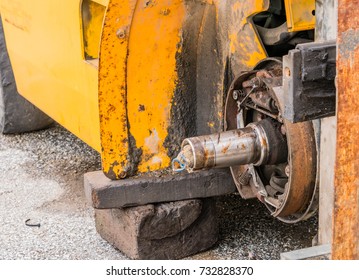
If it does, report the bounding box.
[232,90,239,100]
[116,29,126,39]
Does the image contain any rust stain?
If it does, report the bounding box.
[138,104,145,112]
[332,0,359,260]
[221,144,230,154]
[98,0,137,179]
[126,0,185,172]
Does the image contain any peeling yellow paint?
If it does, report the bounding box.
[98,0,137,178]
[228,0,269,70]
[127,0,185,172]
[144,129,160,154]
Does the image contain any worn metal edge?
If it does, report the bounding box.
[84,168,236,209]
[280,244,331,260]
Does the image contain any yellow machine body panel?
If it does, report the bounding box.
[98,0,271,178]
[99,0,186,177]
[227,0,269,68]
[284,0,315,32]
[0,0,106,151]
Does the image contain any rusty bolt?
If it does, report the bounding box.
[161,8,171,15]
[238,170,251,185]
[116,29,126,39]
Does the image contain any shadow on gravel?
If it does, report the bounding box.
[190,194,318,260]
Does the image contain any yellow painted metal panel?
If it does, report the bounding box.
[92,0,109,6]
[226,0,269,73]
[0,0,102,151]
[98,0,137,179]
[98,0,269,178]
[285,0,316,32]
[127,0,185,173]
[82,0,106,59]
[98,0,185,178]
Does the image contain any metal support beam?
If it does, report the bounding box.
[316,0,337,248]
[332,0,359,260]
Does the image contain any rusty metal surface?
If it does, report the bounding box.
[282,41,337,123]
[98,0,137,179]
[332,0,359,260]
[316,0,337,247]
[277,118,317,219]
[224,60,317,222]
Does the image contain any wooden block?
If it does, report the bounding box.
[95,199,218,259]
[85,169,235,208]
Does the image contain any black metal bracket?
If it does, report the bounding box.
[282,41,336,123]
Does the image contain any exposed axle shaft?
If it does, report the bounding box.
[173,118,287,172]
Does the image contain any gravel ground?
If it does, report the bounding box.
[0,124,317,260]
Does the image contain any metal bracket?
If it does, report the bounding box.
[282,41,336,123]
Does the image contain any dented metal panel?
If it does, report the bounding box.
[332,0,359,260]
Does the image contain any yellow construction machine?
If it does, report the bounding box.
[0,0,357,259]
